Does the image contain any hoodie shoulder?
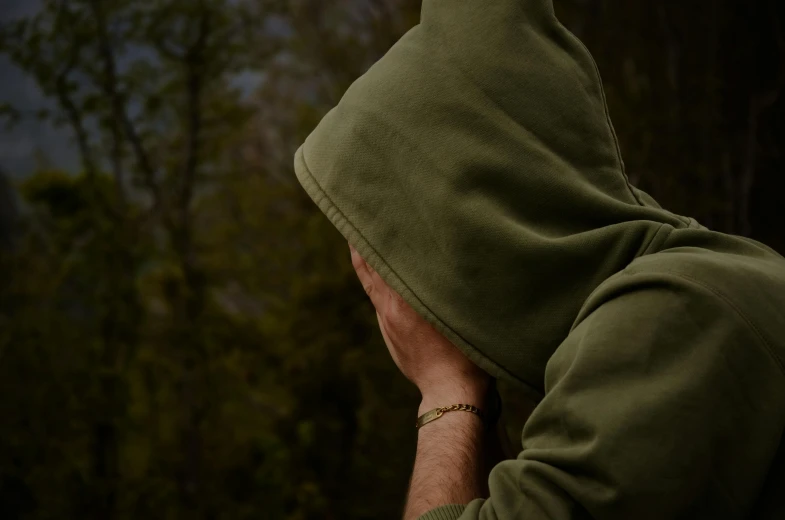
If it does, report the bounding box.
[502,268,785,519]
[454,269,785,519]
[615,236,785,376]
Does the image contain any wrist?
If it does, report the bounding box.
[418,377,492,417]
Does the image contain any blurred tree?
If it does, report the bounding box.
[1,1,423,518]
[0,169,17,251]
[0,0,279,517]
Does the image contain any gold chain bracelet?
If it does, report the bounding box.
[415,403,484,429]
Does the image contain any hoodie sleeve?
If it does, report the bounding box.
[418,270,785,520]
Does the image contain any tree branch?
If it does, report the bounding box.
[738,0,785,236]
[55,43,98,182]
[87,0,127,210]
[179,6,210,225]
[88,0,163,218]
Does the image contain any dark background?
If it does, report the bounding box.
[0,1,783,519]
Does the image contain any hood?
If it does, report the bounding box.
[293,0,697,401]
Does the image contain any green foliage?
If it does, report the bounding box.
[0,1,783,519]
[1,1,423,519]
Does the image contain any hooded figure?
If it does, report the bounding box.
[293,0,785,518]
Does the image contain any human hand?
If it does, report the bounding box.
[349,243,492,413]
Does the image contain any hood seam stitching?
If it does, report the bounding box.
[571,36,644,208]
[624,269,785,379]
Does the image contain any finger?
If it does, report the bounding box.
[360,253,390,300]
[350,248,379,307]
[349,244,388,312]
[350,244,380,294]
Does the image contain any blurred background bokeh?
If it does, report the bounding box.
[0,1,783,518]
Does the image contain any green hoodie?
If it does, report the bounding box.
[293,0,785,518]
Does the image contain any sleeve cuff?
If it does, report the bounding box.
[416,504,467,520]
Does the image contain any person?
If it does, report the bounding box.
[292,0,785,518]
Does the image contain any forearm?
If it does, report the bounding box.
[404,380,504,520]
[403,405,488,520]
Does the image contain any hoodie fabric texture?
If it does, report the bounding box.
[293,1,785,518]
